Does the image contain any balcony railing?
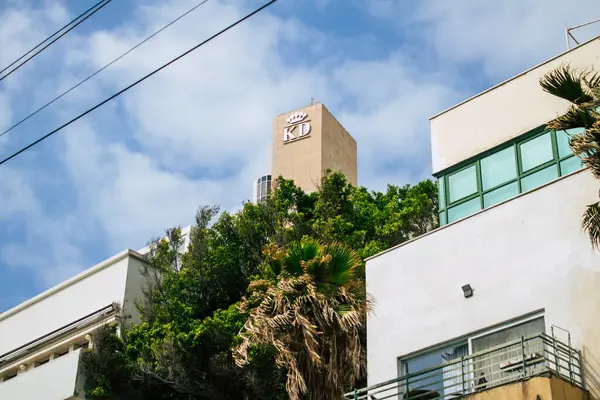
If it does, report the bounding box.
[345,333,583,400]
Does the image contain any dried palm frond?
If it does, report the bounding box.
[234,241,368,400]
[582,201,600,249]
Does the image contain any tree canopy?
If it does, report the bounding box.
[82,171,438,399]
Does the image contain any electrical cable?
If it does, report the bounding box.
[0,0,113,82]
[0,0,210,140]
[0,0,280,167]
[0,0,110,77]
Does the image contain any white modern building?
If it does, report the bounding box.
[0,227,191,400]
[351,37,600,400]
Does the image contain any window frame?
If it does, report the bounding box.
[398,312,546,396]
[438,126,582,225]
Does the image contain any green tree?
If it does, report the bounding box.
[234,239,368,400]
[82,172,438,399]
[540,65,600,247]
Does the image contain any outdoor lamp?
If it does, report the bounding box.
[462,284,473,298]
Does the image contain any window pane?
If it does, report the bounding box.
[447,198,481,223]
[481,147,516,190]
[471,318,545,388]
[521,165,558,192]
[405,343,468,397]
[448,165,477,203]
[556,129,580,158]
[560,155,584,175]
[520,132,553,172]
[439,211,447,226]
[438,178,446,209]
[483,182,519,208]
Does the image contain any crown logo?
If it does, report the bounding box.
[286,111,307,124]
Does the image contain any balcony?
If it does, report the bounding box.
[346,333,586,400]
[0,348,85,399]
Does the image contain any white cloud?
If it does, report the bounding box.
[0,0,463,299]
[367,0,600,79]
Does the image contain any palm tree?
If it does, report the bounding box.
[234,238,369,400]
[540,64,600,248]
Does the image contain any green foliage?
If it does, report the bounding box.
[83,171,438,399]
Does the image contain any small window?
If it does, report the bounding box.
[55,348,70,359]
[520,132,553,172]
[481,147,517,190]
[448,165,477,203]
[521,165,558,192]
[556,129,582,158]
[34,357,50,367]
[560,156,584,175]
[447,198,481,223]
[483,182,519,208]
[4,370,17,381]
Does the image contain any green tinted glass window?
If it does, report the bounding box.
[520,132,553,172]
[481,146,516,190]
[483,182,519,208]
[560,156,584,175]
[521,165,558,192]
[556,130,574,158]
[439,212,447,226]
[448,165,477,203]
[447,198,481,223]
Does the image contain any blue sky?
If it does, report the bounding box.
[1,0,599,311]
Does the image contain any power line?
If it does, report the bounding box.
[0,0,280,167]
[0,0,109,77]
[0,0,210,140]
[0,0,113,82]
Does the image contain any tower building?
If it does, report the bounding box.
[271,102,357,193]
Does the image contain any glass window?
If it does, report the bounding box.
[438,178,446,209]
[520,132,553,172]
[560,156,584,175]
[521,165,558,192]
[483,182,519,208]
[447,198,481,223]
[448,165,477,203]
[404,343,468,398]
[471,318,545,388]
[481,147,516,190]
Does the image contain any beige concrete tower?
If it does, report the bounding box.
[271,102,357,193]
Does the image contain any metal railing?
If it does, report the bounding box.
[345,333,583,400]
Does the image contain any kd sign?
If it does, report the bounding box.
[283,111,311,143]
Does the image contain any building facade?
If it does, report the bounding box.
[0,227,191,400]
[253,102,357,201]
[354,37,600,400]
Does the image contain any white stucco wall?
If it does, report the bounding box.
[0,348,83,399]
[430,37,600,174]
[0,251,139,356]
[122,256,148,326]
[366,170,600,397]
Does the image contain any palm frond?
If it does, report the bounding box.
[284,242,308,276]
[547,105,597,131]
[323,243,360,287]
[540,64,593,104]
[582,201,600,249]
